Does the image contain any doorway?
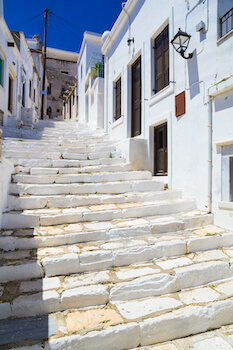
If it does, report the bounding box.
[154,122,167,175]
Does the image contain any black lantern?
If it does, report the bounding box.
[171,28,193,59]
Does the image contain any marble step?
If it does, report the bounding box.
[2,198,196,228]
[3,144,117,154]
[12,162,132,175]
[1,224,229,285]
[2,281,233,348]
[0,210,213,251]
[3,139,115,147]
[6,156,127,168]
[12,170,152,184]
[9,178,164,196]
[132,326,233,350]
[3,150,121,160]
[6,190,181,211]
[0,242,232,319]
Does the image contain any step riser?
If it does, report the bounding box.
[9,181,164,196]
[6,191,182,210]
[1,261,232,319]
[3,151,121,160]
[0,215,213,251]
[12,171,152,184]
[2,200,196,228]
[3,146,117,154]
[6,157,126,168]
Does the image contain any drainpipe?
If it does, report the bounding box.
[207,95,213,213]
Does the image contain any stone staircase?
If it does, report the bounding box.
[0,120,233,350]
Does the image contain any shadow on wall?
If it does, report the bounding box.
[215,93,233,112]
[187,49,200,100]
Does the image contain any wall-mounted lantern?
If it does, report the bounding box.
[171,28,193,59]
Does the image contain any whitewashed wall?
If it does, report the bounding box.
[77,32,103,127]
[0,21,20,126]
[103,0,233,229]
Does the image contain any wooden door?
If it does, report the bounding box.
[154,123,167,175]
[131,57,141,137]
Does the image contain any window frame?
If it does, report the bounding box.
[153,24,169,95]
[8,75,14,113]
[0,56,4,87]
[114,76,121,121]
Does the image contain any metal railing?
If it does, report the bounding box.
[220,7,233,37]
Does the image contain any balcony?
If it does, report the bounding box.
[87,53,104,84]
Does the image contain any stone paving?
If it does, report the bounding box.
[0,120,233,349]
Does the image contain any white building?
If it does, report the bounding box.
[0,6,21,126]
[77,31,104,129]
[11,31,41,124]
[102,0,233,230]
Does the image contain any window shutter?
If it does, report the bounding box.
[154,25,169,93]
[115,78,121,120]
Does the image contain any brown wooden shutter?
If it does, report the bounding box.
[115,78,121,120]
[154,25,169,93]
[175,91,186,117]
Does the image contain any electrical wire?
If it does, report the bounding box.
[12,11,44,29]
[50,11,85,33]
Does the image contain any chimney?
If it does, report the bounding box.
[0,0,3,19]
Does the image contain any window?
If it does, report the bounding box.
[8,76,13,113]
[47,83,52,95]
[220,7,233,37]
[230,157,233,201]
[0,57,4,87]
[114,77,121,120]
[22,82,26,107]
[154,25,169,94]
[29,80,32,98]
[33,89,36,103]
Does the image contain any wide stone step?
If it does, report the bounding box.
[7,156,127,168]
[0,242,232,319]
[3,144,117,154]
[2,281,233,348]
[0,211,213,251]
[6,190,182,211]
[0,224,229,284]
[134,326,233,350]
[28,162,132,175]
[2,198,196,228]
[3,150,121,161]
[9,178,164,196]
[12,170,152,184]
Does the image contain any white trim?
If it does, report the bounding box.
[102,0,139,54]
[218,201,233,210]
[149,84,174,107]
[215,139,233,147]
[217,29,233,45]
[112,116,124,129]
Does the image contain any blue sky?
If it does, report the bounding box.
[4,0,124,52]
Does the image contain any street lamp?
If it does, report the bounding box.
[171,28,193,59]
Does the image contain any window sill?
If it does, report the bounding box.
[218,201,233,211]
[215,139,233,146]
[217,29,233,45]
[112,117,124,129]
[149,84,174,107]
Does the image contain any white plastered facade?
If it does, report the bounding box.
[102,0,233,230]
